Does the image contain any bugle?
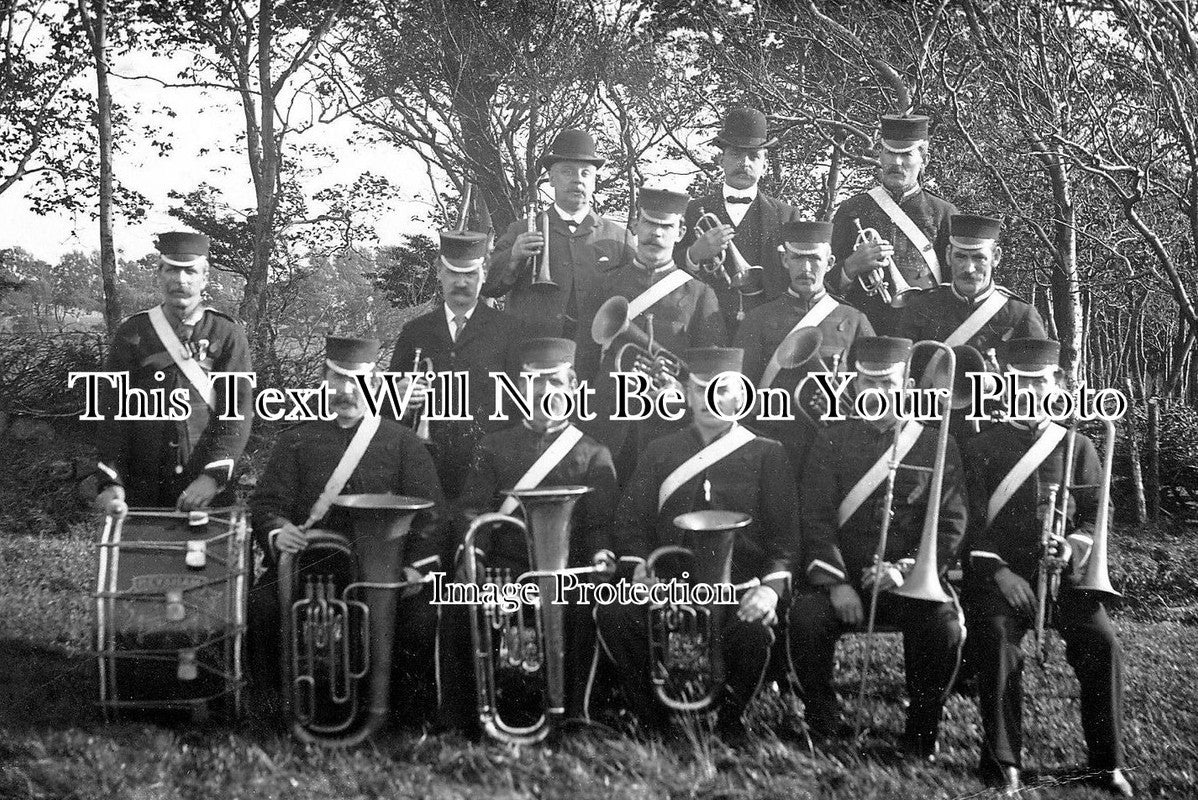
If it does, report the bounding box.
[694,210,763,294]
[464,485,611,744]
[647,510,753,712]
[278,493,434,747]
[592,296,689,391]
[409,347,433,442]
[526,207,558,292]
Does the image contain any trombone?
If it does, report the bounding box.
[591,296,689,393]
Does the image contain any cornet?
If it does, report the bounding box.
[694,210,763,294]
[409,347,433,442]
[526,206,558,292]
[592,296,689,392]
[852,217,893,305]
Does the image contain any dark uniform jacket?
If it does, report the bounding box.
[830,187,956,335]
[455,422,619,570]
[898,283,1048,357]
[613,424,799,596]
[249,417,447,572]
[800,418,967,589]
[962,420,1101,585]
[95,305,253,506]
[483,207,636,339]
[675,190,802,331]
[389,301,526,499]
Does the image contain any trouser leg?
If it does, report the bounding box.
[968,591,1028,772]
[719,616,773,724]
[1057,591,1124,771]
[247,568,283,720]
[788,589,843,728]
[595,601,667,730]
[392,588,440,726]
[878,594,963,741]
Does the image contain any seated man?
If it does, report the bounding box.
[248,336,447,726]
[790,336,965,761]
[437,337,619,734]
[962,338,1132,797]
[595,347,799,746]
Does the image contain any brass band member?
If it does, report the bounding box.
[484,129,636,339]
[676,107,801,333]
[437,337,619,733]
[579,187,726,482]
[734,220,874,470]
[389,230,526,500]
[962,339,1132,797]
[790,336,965,760]
[595,347,799,746]
[93,232,253,514]
[830,115,957,336]
[248,337,447,722]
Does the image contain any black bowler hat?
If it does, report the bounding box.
[326,336,380,376]
[854,336,913,376]
[713,106,778,150]
[519,337,576,374]
[685,347,744,386]
[950,214,1003,250]
[879,115,930,153]
[156,232,209,266]
[539,129,606,172]
[639,187,690,222]
[439,230,488,272]
[779,221,834,255]
[1004,338,1060,377]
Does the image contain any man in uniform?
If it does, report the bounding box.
[676,106,801,332]
[390,230,526,500]
[735,220,874,471]
[790,336,965,760]
[595,347,800,746]
[830,114,957,336]
[578,187,726,482]
[94,232,252,514]
[437,337,620,732]
[961,339,1132,797]
[483,128,636,339]
[248,336,448,724]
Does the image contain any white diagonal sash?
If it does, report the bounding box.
[147,305,215,409]
[658,425,755,511]
[944,291,1008,347]
[760,294,839,389]
[986,422,1068,525]
[627,269,693,320]
[837,421,925,527]
[301,415,382,530]
[867,186,941,283]
[498,424,585,516]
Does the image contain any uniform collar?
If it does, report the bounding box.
[1007,416,1052,434]
[634,258,677,276]
[786,287,828,309]
[161,303,207,327]
[951,281,996,305]
[523,419,570,436]
[886,184,922,203]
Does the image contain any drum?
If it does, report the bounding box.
[95,506,249,721]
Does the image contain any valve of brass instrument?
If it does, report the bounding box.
[850,217,895,305]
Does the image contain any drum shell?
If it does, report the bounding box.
[95,508,248,716]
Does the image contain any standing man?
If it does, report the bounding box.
[483,128,636,339]
[830,114,957,336]
[734,220,874,471]
[961,339,1132,797]
[577,187,726,482]
[249,336,448,724]
[93,232,253,515]
[595,347,800,746]
[790,336,965,760]
[677,106,801,333]
[390,230,526,500]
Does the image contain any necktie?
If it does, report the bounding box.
[725,195,753,205]
[566,221,578,233]
[452,313,466,342]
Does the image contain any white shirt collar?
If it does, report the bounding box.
[723,183,759,203]
[444,302,477,328]
[554,204,590,225]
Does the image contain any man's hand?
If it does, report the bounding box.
[687,222,736,264]
[828,583,864,626]
[591,550,617,582]
[273,522,309,555]
[631,561,660,587]
[861,561,905,593]
[178,475,219,511]
[394,376,427,413]
[95,485,127,517]
[738,585,779,626]
[994,567,1036,617]
[843,237,895,280]
[510,230,545,264]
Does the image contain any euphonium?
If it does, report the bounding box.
[527,206,557,292]
[278,493,434,747]
[694,210,762,293]
[647,510,753,712]
[464,485,610,744]
[409,347,433,442]
[592,296,689,391]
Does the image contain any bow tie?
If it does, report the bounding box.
[725,195,753,205]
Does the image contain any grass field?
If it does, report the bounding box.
[1,520,1196,800]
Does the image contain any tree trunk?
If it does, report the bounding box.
[1147,397,1160,522]
[1124,378,1147,524]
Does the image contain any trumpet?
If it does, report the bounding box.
[854,341,957,738]
[694,210,763,295]
[526,206,557,292]
[592,296,689,392]
[647,510,753,711]
[409,348,433,442]
[464,485,611,744]
[278,494,434,746]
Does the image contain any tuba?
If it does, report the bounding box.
[646,510,754,712]
[592,296,690,392]
[463,485,611,744]
[694,210,763,294]
[278,493,434,746]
